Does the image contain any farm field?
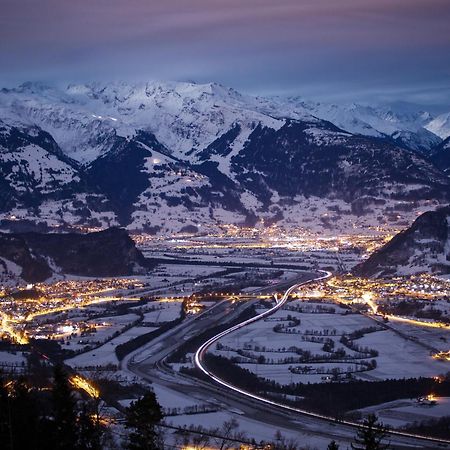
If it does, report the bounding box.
[210,299,450,384]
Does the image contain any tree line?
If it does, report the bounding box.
[1,365,396,449]
[189,354,450,418]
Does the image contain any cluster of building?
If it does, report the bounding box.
[297,274,450,328]
[0,278,146,345]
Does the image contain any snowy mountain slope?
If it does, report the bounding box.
[270,98,442,153]
[426,112,450,139]
[231,120,449,204]
[0,120,79,205]
[354,205,450,277]
[0,119,117,229]
[0,83,129,163]
[0,80,450,235]
[0,81,286,164]
[431,136,450,174]
[85,130,253,232]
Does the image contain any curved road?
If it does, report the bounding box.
[128,270,449,448]
[194,270,450,449]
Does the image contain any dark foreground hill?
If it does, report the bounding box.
[0,227,153,282]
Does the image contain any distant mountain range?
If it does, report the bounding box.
[354,206,450,277]
[1,81,449,234]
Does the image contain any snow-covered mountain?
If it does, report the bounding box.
[354,206,450,277]
[426,112,450,139]
[431,136,450,175]
[0,119,116,229]
[1,81,443,162]
[269,97,442,153]
[0,81,288,164]
[1,81,449,235]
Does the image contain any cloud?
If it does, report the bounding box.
[0,0,449,108]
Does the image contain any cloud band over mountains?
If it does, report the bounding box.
[1,0,449,107]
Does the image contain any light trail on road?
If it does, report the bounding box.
[70,375,100,399]
[386,314,449,329]
[194,270,450,447]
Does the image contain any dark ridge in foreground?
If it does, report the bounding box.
[0,227,153,282]
[354,205,450,278]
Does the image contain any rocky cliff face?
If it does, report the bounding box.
[0,227,152,283]
[354,206,450,277]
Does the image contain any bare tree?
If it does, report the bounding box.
[271,430,299,450]
[211,419,247,450]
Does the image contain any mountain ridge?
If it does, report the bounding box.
[1,80,449,235]
[354,206,450,277]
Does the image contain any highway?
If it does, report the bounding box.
[128,270,449,449]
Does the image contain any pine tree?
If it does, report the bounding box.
[52,365,78,450]
[0,377,9,447]
[78,402,104,450]
[1,369,107,450]
[351,414,390,450]
[0,377,43,450]
[125,391,163,450]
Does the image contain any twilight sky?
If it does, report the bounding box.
[1,0,449,109]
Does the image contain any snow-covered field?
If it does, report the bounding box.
[356,397,450,429]
[66,302,183,370]
[210,299,450,384]
[0,350,27,373]
[384,315,450,353]
[357,331,448,380]
[128,300,183,323]
[66,325,157,369]
[59,313,141,353]
[166,409,330,448]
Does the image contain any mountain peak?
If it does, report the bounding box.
[426,112,450,139]
[1,80,450,235]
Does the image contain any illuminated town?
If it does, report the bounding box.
[2,1,450,447]
[1,227,450,448]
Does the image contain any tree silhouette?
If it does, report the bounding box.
[0,377,42,450]
[52,365,78,449]
[125,391,163,450]
[78,402,104,450]
[351,414,390,450]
